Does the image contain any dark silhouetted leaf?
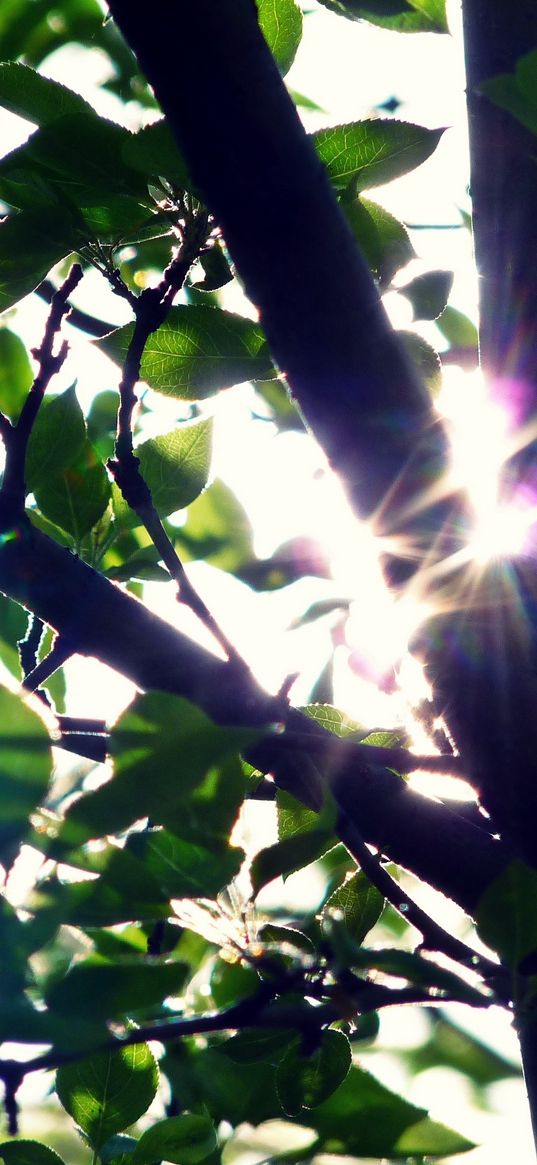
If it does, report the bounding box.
[0,208,76,313]
[477,860,537,968]
[276,1029,352,1116]
[46,957,188,1019]
[132,1114,217,1164]
[400,268,453,319]
[0,1142,66,1164]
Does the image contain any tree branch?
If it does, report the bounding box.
[0,516,510,911]
[105,0,466,584]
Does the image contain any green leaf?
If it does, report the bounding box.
[210,960,260,1008]
[251,831,333,895]
[321,871,384,943]
[0,208,76,314]
[315,0,447,32]
[0,685,52,865]
[297,1062,474,1156]
[62,693,258,843]
[31,869,171,928]
[135,419,213,518]
[0,328,33,420]
[341,193,414,286]
[479,50,537,136]
[97,306,275,400]
[394,1116,476,1156]
[257,0,303,75]
[184,1044,281,1126]
[128,827,244,898]
[24,384,110,540]
[477,860,537,968]
[56,1043,159,1150]
[0,596,26,679]
[11,113,145,201]
[301,703,368,739]
[175,478,254,572]
[223,1028,296,1064]
[196,243,233,292]
[47,957,188,1020]
[402,1012,521,1087]
[0,62,94,126]
[132,1114,217,1164]
[276,1029,352,1116]
[34,441,111,541]
[399,329,442,393]
[436,304,478,350]
[100,1135,138,1163]
[313,120,444,192]
[400,269,453,319]
[25,385,86,493]
[0,1142,66,1164]
[122,119,192,190]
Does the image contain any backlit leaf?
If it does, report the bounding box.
[56,1043,158,1149]
[257,0,303,75]
[0,328,33,420]
[0,62,93,125]
[342,193,414,286]
[25,385,86,493]
[312,120,444,191]
[298,1062,474,1156]
[135,418,213,518]
[321,870,384,943]
[62,693,258,842]
[97,306,275,400]
[276,1029,352,1116]
[315,0,447,32]
[0,686,52,865]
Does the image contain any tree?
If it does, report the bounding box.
[0,0,535,1161]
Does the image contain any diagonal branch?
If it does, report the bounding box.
[0,516,511,912]
[105,0,467,585]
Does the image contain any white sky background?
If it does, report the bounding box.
[0,2,535,1161]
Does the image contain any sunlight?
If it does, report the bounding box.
[439,366,537,563]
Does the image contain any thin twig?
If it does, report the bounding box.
[0,265,84,519]
[108,211,250,669]
[36,278,113,338]
[336,813,503,986]
[283,729,464,777]
[22,635,75,694]
[0,971,488,1088]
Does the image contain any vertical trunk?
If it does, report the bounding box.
[462,0,537,488]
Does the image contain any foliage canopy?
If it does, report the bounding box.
[0,1,536,1162]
